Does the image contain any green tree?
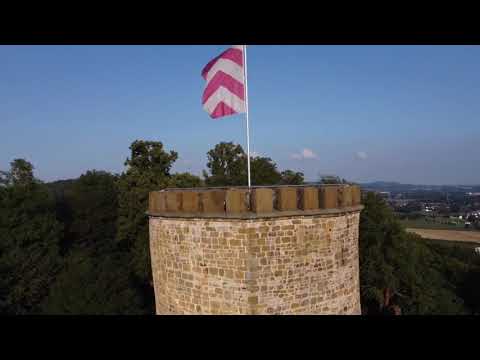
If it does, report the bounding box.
[42,249,145,314]
[169,172,203,188]
[116,140,178,312]
[280,170,304,185]
[203,142,246,186]
[319,175,348,184]
[10,159,35,186]
[41,169,149,314]
[63,170,119,253]
[250,156,282,185]
[204,142,301,187]
[0,159,63,314]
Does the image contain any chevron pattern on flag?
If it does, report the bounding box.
[201,45,246,119]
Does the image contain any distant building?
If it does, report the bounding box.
[378,191,390,199]
[391,199,409,207]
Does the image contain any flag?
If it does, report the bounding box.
[201,45,246,119]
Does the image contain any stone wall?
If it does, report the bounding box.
[148,185,362,315]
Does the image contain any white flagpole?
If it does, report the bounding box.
[243,45,252,188]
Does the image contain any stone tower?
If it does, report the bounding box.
[148,185,363,315]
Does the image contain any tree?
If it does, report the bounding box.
[204,142,302,187]
[250,156,282,185]
[319,175,343,184]
[116,140,178,312]
[0,159,63,314]
[62,170,119,253]
[169,172,203,188]
[1,159,36,187]
[280,170,304,185]
[40,169,150,314]
[42,250,145,315]
[10,159,35,186]
[450,202,461,213]
[204,142,246,186]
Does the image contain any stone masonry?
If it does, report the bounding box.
[148,185,363,315]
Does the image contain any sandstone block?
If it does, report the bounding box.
[338,186,353,207]
[182,191,199,213]
[201,190,226,213]
[320,186,339,209]
[226,189,249,214]
[149,191,166,213]
[299,187,319,210]
[275,187,297,211]
[251,188,274,213]
[351,185,361,205]
[166,191,182,212]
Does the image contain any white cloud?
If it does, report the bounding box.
[251,151,260,158]
[302,148,317,159]
[355,151,368,160]
[291,148,318,160]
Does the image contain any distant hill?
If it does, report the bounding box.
[46,179,75,192]
[359,181,480,193]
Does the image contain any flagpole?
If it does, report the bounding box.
[243,45,252,189]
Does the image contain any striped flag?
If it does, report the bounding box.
[201,45,246,119]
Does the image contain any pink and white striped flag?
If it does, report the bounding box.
[201,45,246,119]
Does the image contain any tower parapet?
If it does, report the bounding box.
[148,184,363,314]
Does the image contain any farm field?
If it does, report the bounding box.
[407,228,480,244]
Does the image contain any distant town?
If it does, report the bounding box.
[360,181,480,231]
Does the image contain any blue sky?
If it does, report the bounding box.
[1,45,479,185]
